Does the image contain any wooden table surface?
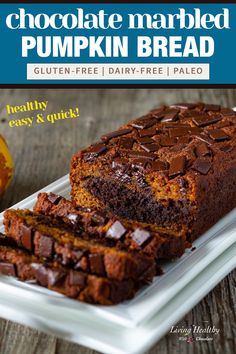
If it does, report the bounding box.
[0,88,235,354]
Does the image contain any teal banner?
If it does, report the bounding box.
[0,3,235,84]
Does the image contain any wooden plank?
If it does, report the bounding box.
[0,88,235,354]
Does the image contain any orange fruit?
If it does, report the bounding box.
[0,135,13,194]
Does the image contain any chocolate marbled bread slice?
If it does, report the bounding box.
[34,192,187,259]
[70,102,236,241]
[3,209,155,282]
[0,234,135,305]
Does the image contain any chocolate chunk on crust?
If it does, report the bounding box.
[47,193,62,205]
[35,232,54,259]
[161,109,179,122]
[139,127,157,137]
[119,138,134,149]
[169,156,186,178]
[131,116,157,129]
[83,143,107,161]
[19,224,33,251]
[195,143,211,157]
[106,221,126,240]
[208,129,229,141]
[0,262,16,276]
[204,104,220,112]
[89,254,105,275]
[132,229,152,247]
[147,160,169,171]
[101,129,132,142]
[192,159,211,175]
[192,114,221,127]
[140,143,159,152]
[126,150,157,160]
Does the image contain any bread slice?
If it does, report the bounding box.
[34,192,187,259]
[3,209,155,283]
[0,234,135,305]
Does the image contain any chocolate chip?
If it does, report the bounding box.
[170,103,196,110]
[131,116,157,129]
[0,262,16,276]
[178,136,190,144]
[132,228,152,247]
[204,104,220,112]
[220,108,236,116]
[110,283,126,303]
[72,249,87,262]
[195,143,211,157]
[31,264,48,286]
[169,156,186,178]
[160,136,176,147]
[106,221,126,240]
[152,111,165,120]
[137,137,154,145]
[127,150,156,160]
[195,133,214,145]
[140,143,159,152]
[169,127,189,138]
[208,129,229,141]
[220,145,233,152]
[36,232,54,258]
[19,224,33,251]
[119,138,134,149]
[131,158,149,170]
[192,114,221,127]
[188,127,202,135]
[112,158,128,169]
[47,269,66,287]
[83,143,107,161]
[67,213,81,228]
[192,159,211,175]
[69,271,86,287]
[161,110,179,122]
[162,123,179,129]
[139,128,157,137]
[182,109,204,118]
[62,247,86,266]
[101,128,132,142]
[89,254,105,274]
[147,160,169,171]
[47,193,62,205]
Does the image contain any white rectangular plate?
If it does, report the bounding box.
[0,175,235,351]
